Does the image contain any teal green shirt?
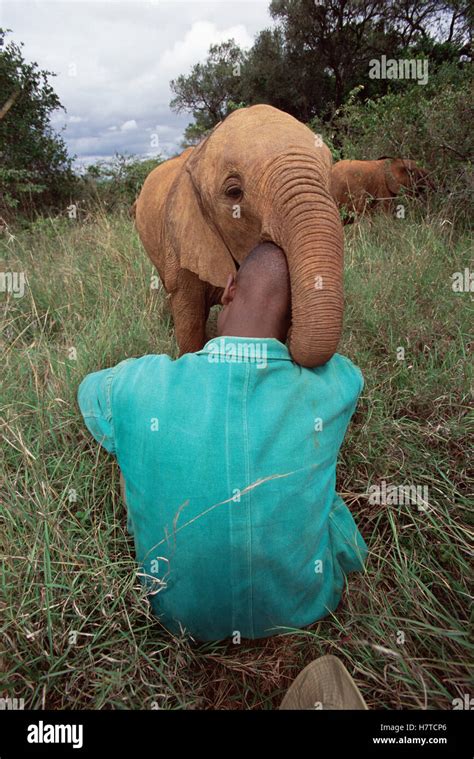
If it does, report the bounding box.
[78,336,367,640]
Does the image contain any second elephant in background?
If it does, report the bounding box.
[331,157,434,221]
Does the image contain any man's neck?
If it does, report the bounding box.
[218,313,286,342]
[219,328,284,342]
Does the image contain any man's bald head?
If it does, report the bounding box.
[217,242,291,342]
[236,242,291,315]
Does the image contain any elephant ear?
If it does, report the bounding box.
[319,143,334,190]
[165,139,237,289]
[383,159,405,195]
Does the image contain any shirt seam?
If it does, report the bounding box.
[242,361,254,637]
[104,358,134,459]
[226,366,237,635]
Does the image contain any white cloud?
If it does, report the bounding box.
[159,20,253,76]
[120,119,138,131]
[2,0,274,164]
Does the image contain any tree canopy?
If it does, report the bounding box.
[170,40,247,147]
[170,0,472,142]
[0,28,75,217]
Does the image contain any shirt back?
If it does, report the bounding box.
[78,336,367,640]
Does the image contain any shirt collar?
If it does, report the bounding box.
[198,336,293,363]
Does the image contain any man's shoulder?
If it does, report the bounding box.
[309,353,364,396]
[330,353,363,379]
[110,352,175,385]
[110,350,209,394]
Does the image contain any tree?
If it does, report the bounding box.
[0,28,75,217]
[170,40,247,145]
[241,27,332,122]
[382,0,472,48]
[270,0,408,109]
[270,0,471,108]
[169,1,472,136]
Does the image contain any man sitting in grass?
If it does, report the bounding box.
[78,242,367,641]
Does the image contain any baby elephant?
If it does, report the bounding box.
[330,157,434,221]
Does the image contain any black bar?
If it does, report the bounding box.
[0,709,471,757]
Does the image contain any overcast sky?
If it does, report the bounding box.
[2,0,273,168]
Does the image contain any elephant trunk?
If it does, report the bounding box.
[264,156,344,368]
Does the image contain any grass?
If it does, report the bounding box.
[1,206,472,709]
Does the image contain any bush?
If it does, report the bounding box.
[76,154,164,216]
[0,28,77,220]
[322,64,473,225]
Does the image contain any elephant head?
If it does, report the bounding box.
[165,105,343,367]
[381,157,434,196]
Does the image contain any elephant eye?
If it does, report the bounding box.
[225,184,243,199]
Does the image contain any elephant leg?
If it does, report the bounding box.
[207,285,224,309]
[169,269,210,355]
[204,285,224,341]
[378,197,395,214]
